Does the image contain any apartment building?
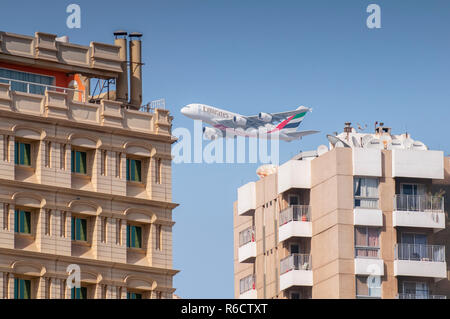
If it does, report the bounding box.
[234,123,449,299]
[0,30,178,299]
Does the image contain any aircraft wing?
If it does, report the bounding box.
[215,106,311,130]
[284,130,320,139]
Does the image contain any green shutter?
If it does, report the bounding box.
[126,159,130,181]
[22,211,31,234]
[130,159,135,181]
[80,152,86,174]
[71,217,75,240]
[80,218,87,241]
[14,142,19,164]
[23,280,30,299]
[14,278,18,299]
[135,160,141,182]
[23,143,30,166]
[135,226,142,248]
[126,225,130,247]
[71,150,75,172]
[14,210,19,233]
[80,287,87,299]
[71,287,75,299]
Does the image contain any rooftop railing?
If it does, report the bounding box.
[279,205,311,226]
[395,243,445,262]
[0,76,85,102]
[397,293,447,299]
[280,254,312,274]
[394,194,444,213]
[239,274,255,295]
[239,226,255,247]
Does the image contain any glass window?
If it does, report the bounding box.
[356,275,381,298]
[127,292,142,299]
[126,224,142,248]
[71,150,87,174]
[0,68,54,95]
[14,210,31,234]
[354,177,379,208]
[71,217,87,242]
[288,195,299,206]
[14,278,31,299]
[355,226,380,258]
[71,287,87,299]
[290,244,299,254]
[126,158,142,182]
[14,142,31,166]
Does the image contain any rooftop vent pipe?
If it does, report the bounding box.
[129,32,143,108]
[114,30,129,103]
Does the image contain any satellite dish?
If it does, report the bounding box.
[317,145,329,156]
[352,136,361,148]
[403,137,414,149]
[361,135,373,148]
[388,139,404,150]
[366,138,384,149]
[256,164,278,179]
[327,135,351,148]
[412,141,427,151]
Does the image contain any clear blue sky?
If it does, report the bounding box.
[1,0,449,298]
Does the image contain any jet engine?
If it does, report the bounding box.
[258,112,272,123]
[233,116,247,127]
[203,127,223,140]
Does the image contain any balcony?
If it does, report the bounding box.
[397,293,447,299]
[278,205,312,242]
[239,275,257,299]
[393,195,445,230]
[0,76,85,101]
[394,244,447,279]
[354,247,384,276]
[238,226,256,263]
[354,198,383,227]
[279,254,313,291]
[237,182,256,216]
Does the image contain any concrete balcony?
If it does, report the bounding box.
[353,207,383,227]
[391,149,444,179]
[277,160,311,194]
[278,205,312,242]
[394,244,447,279]
[238,226,256,263]
[279,254,313,291]
[393,195,445,230]
[239,275,257,299]
[237,182,256,216]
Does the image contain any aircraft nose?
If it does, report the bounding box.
[180,106,189,115]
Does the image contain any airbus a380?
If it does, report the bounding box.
[181,103,319,142]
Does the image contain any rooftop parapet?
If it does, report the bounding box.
[0,31,122,78]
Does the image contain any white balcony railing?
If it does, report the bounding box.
[0,76,86,102]
[239,226,255,247]
[239,274,255,295]
[394,195,444,213]
[395,243,445,262]
[355,246,380,258]
[280,254,312,274]
[354,197,379,209]
[279,205,311,225]
[397,293,447,299]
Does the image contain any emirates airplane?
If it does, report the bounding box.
[181,103,319,141]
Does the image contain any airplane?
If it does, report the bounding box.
[180,103,319,142]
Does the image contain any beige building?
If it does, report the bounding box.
[234,123,449,299]
[0,30,178,299]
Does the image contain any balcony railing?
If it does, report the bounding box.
[355,246,380,258]
[0,76,85,102]
[239,226,255,247]
[239,274,255,295]
[394,195,444,212]
[397,293,447,299]
[395,243,445,262]
[354,197,379,209]
[279,205,311,226]
[356,287,382,299]
[280,254,312,274]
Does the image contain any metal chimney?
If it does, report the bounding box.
[129,32,143,108]
[114,30,129,103]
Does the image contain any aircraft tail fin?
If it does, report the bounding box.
[276,107,310,132]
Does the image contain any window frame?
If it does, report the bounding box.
[127,291,143,299]
[14,141,32,167]
[71,286,88,299]
[126,157,143,183]
[71,215,88,242]
[354,226,380,258]
[71,149,88,175]
[353,177,379,209]
[126,223,143,249]
[14,209,32,235]
[355,275,381,299]
[14,278,31,299]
